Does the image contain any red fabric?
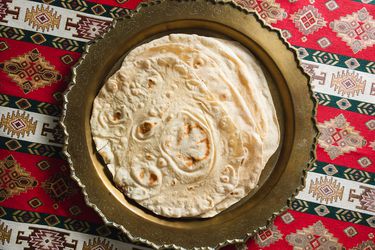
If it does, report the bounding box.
[316,105,375,172]
[0,38,80,104]
[244,210,375,250]
[272,0,375,61]
[0,149,102,222]
[0,0,374,249]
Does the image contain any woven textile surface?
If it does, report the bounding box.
[0,0,374,249]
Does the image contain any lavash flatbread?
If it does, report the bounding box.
[91,56,266,217]
[90,34,280,218]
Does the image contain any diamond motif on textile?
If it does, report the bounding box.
[30,33,47,45]
[96,225,111,237]
[15,98,31,110]
[322,164,338,176]
[366,119,375,130]
[0,41,8,51]
[37,160,50,171]
[297,48,309,59]
[366,217,375,228]
[331,70,366,97]
[281,212,295,224]
[255,224,283,247]
[281,29,292,39]
[44,215,60,226]
[344,58,360,69]
[25,4,61,32]
[336,98,352,110]
[0,48,61,94]
[318,114,366,159]
[358,157,372,168]
[0,155,37,201]
[314,204,330,216]
[317,37,331,48]
[60,54,74,65]
[343,226,357,238]
[309,176,344,204]
[69,205,81,216]
[91,4,106,16]
[41,174,77,202]
[0,110,37,138]
[291,5,327,35]
[325,0,339,11]
[5,139,21,151]
[331,7,375,54]
[28,197,43,208]
[286,221,343,249]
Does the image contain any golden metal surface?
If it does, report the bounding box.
[62,0,317,249]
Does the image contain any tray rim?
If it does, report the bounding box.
[61,0,318,249]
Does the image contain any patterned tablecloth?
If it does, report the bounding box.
[0,0,374,249]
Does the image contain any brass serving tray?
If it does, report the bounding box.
[62,0,317,249]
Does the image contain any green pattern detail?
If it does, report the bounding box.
[63,218,90,233]
[290,200,309,212]
[365,61,375,74]
[315,93,331,106]
[312,51,339,66]
[0,25,84,52]
[0,94,61,116]
[290,199,374,228]
[37,103,61,116]
[357,102,375,115]
[0,207,129,243]
[297,46,373,74]
[335,209,363,224]
[310,161,375,185]
[60,0,89,12]
[27,143,58,157]
[0,26,25,40]
[314,93,375,116]
[12,210,41,224]
[0,95,9,107]
[0,137,63,158]
[52,37,81,52]
[344,169,373,183]
[109,7,130,18]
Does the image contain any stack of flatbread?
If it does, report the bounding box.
[90,34,280,218]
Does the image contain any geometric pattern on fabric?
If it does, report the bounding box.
[0,0,374,249]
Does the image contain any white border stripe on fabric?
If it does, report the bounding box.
[0,218,150,250]
[302,60,375,104]
[4,0,112,42]
[0,106,61,147]
[297,171,375,216]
